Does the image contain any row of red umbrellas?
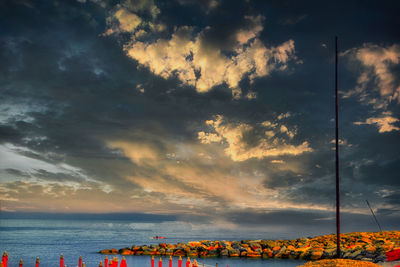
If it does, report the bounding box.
[151,256,200,267]
[2,251,228,267]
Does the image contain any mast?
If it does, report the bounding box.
[335,36,341,258]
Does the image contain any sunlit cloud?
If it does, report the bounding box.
[342,43,400,107]
[104,1,297,97]
[198,115,312,162]
[354,115,400,133]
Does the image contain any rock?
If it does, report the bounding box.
[310,251,323,260]
[173,250,186,256]
[247,251,261,258]
[99,248,118,254]
[119,248,133,255]
[228,248,240,257]
[207,249,218,257]
[220,249,229,257]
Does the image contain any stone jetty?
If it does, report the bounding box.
[100,231,400,263]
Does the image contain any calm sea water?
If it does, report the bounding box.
[0,219,305,267]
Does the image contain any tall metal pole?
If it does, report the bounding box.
[335,36,341,259]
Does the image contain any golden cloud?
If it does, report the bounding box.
[354,115,400,133]
[343,43,400,106]
[122,20,296,96]
[198,115,312,162]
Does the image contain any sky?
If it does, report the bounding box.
[0,0,399,234]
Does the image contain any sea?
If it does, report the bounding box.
[0,218,307,267]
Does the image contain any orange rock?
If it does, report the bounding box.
[100,249,118,255]
[247,252,261,258]
[173,250,185,256]
[310,251,323,260]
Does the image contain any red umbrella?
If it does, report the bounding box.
[35,257,39,267]
[158,258,162,267]
[104,256,108,267]
[168,256,172,267]
[108,258,113,267]
[2,251,8,267]
[19,259,23,267]
[151,256,154,267]
[186,257,190,267]
[114,257,118,267]
[120,257,127,267]
[60,255,64,267]
[79,256,82,267]
[178,256,182,267]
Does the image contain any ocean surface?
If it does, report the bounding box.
[0,218,306,267]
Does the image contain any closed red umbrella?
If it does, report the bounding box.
[35,257,39,267]
[120,256,127,267]
[185,257,190,267]
[158,258,162,267]
[79,256,82,267]
[60,255,64,267]
[114,257,118,267]
[2,251,7,267]
[169,256,172,267]
[178,256,182,267]
[104,256,108,267]
[19,259,23,267]
[151,256,154,267]
[108,257,113,267]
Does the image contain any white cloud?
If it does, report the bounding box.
[197,115,312,162]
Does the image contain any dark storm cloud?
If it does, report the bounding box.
[0,0,399,231]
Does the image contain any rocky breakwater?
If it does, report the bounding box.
[99,231,400,263]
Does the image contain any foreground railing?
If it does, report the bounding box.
[1,252,222,267]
